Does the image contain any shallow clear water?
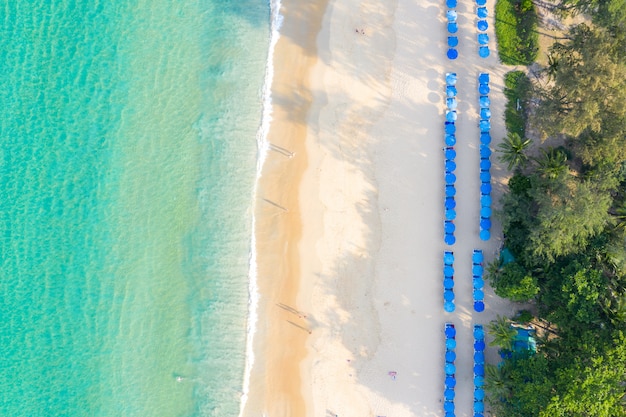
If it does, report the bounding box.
[0,1,268,416]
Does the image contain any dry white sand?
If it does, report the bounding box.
[296,0,521,416]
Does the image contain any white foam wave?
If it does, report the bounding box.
[239,0,283,416]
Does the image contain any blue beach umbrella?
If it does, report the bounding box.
[479,46,490,58]
[479,145,491,158]
[445,173,456,184]
[475,414,484,417]
[481,195,492,207]
[480,170,491,182]
[446,73,457,85]
[472,264,483,275]
[446,84,457,96]
[447,48,459,60]
[445,362,456,375]
[480,132,491,144]
[479,96,490,108]
[444,400,455,412]
[447,97,458,109]
[480,108,491,119]
[476,0,487,4]
[478,83,490,95]
[474,326,485,340]
[444,289,455,301]
[477,19,488,31]
[444,301,456,312]
[447,0,457,7]
[444,251,455,265]
[445,350,456,362]
[480,159,491,170]
[475,340,486,351]
[479,120,491,132]
[444,221,455,234]
[446,111,457,122]
[445,325,456,338]
[445,147,456,159]
[479,229,490,241]
[474,364,485,376]
[445,412,455,417]
[448,22,458,33]
[444,277,454,290]
[474,289,485,301]
[445,197,456,209]
[473,278,485,289]
[445,375,456,388]
[474,400,485,413]
[445,209,457,220]
[480,218,492,230]
[446,160,457,172]
[445,122,456,134]
[480,182,492,194]
[475,300,485,312]
[445,134,456,146]
[475,388,485,401]
[444,265,454,277]
[481,206,492,219]
[445,233,456,245]
[475,376,485,387]
[447,10,458,22]
[445,185,456,197]
[446,338,457,350]
[477,7,488,18]
[472,251,483,264]
[447,37,459,49]
[444,388,456,400]
[478,33,489,45]
[479,73,489,84]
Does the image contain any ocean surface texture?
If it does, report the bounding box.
[0,1,269,416]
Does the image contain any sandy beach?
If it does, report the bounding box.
[244,0,519,415]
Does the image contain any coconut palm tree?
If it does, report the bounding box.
[497,132,532,171]
[534,147,568,179]
[488,315,517,351]
[484,364,511,403]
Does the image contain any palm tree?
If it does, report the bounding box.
[497,132,532,171]
[484,364,511,403]
[534,147,568,179]
[488,315,517,351]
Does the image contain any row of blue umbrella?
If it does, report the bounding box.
[478,73,491,241]
[472,249,486,312]
[476,3,489,58]
[446,0,459,60]
[473,324,486,416]
[445,73,458,245]
[444,251,455,313]
[444,322,457,416]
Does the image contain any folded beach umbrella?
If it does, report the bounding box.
[448,22,458,33]
[473,325,484,339]
[477,7,488,18]
[480,218,492,230]
[445,173,456,184]
[444,289,455,301]
[445,209,457,220]
[480,108,491,119]
[480,159,491,170]
[444,278,454,290]
[446,84,458,97]
[446,111,457,122]
[446,98,458,109]
[445,350,456,363]
[445,233,456,245]
[472,250,484,264]
[479,96,490,108]
[445,375,457,388]
[445,160,456,172]
[480,132,491,144]
[474,400,485,413]
[444,265,454,277]
[445,185,456,197]
[478,73,489,84]
[479,229,490,241]
[474,364,485,376]
[480,206,492,218]
[474,376,485,387]
[479,46,490,58]
[446,73,457,85]
[478,83,490,95]
[477,19,488,31]
[445,134,456,146]
[479,120,491,132]
[444,251,455,265]
[478,33,489,46]
[473,277,485,289]
[444,301,456,313]
[447,48,459,60]
[474,300,485,312]
[445,197,456,210]
[446,338,457,350]
[445,362,456,375]
[479,145,491,158]
[474,339,486,351]
[444,400,455,413]
[474,388,485,401]
[444,221,455,234]
[480,194,492,207]
[444,388,456,400]
[472,264,483,275]
[447,10,458,22]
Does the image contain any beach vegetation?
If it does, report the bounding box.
[497,132,532,171]
[503,70,531,138]
[494,0,539,65]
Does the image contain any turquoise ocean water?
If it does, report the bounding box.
[0,1,271,416]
